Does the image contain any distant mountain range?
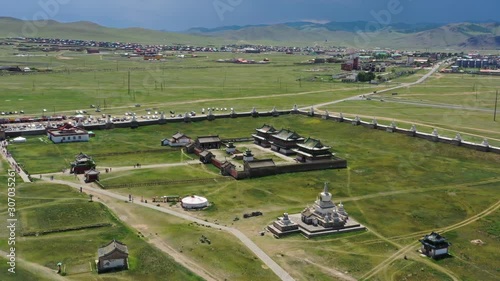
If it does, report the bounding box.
[187,21,500,49]
[1,17,499,49]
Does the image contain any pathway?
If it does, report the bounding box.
[0,250,68,281]
[0,141,31,183]
[304,61,445,110]
[43,178,295,281]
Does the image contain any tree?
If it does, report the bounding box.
[357,72,375,82]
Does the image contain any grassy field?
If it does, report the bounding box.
[0,48,383,116]
[0,183,203,281]
[2,45,500,280]
[8,132,190,174]
[67,115,499,280]
[98,165,223,187]
[324,73,500,146]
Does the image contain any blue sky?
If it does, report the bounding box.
[3,0,499,31]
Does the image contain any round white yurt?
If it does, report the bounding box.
[11,137,27,143]
[181,195,208,209]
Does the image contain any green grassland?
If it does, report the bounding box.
[0,257,54,281]
[98,165,223,187]
[325,73,500,145]
[0,48,381,116]
[0,183,203,281]
[66,115,499,280]
[7,133,189,174]
[2,42,500,280]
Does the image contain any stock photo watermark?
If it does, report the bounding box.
[6,169,17,274]
[9,0,70,38]
[354,0,410,47]
[213,0,243,22]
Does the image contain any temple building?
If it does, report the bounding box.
[243,149,254,162]
[195,136,221,149]
[70,153,96,174]
[294,138,333,163]
[301,182,348,228]
[252,124,277,148]
[419,232,451,259]
[85,169,100,183]
[47,123,89,144]
[97,240,129,273]
[225,142,236,154]
[161,132,191,147]
[267,182,365,238]
[269,129,304,155]
[267,213,300,237]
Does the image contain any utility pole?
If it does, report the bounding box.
[128,71,131,96]
[494,90,498,122]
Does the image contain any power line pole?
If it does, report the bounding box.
[494,90,498,122]
[128,71,131,96]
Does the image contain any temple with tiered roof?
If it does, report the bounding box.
[267,182,365,238]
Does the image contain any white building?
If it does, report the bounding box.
[47,123,90,144]
[161,132,192,147]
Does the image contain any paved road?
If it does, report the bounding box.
[372,97,495,113]
[303,61,445,110]
[45,178,295,281]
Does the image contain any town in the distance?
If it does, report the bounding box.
[0,10,499,281]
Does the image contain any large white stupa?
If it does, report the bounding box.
[301,182,348,228]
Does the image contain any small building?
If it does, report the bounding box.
[0,128,5,140]
[87,48,100,54]
[252,124,277,148]
[85,169,100,183]
[97,240,129,273]
[199,151,214,164]
[71,153,96,174]
[270,129,304,155]
[267,213,300,238]
[243,149,254,162]
[419,232,451,259]
[220,161,237,177]
[294,138,333,163]
[225,142,236,154]
[195,136,221,149]
[47,123,89,144]
[161,132,191,147]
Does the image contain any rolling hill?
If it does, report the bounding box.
[0,17,219,45]
[188,21,500,49]
[1,17,499,49]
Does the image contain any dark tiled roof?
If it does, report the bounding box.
[419,232,451,248]
[173,132,188,140]
[199,151,213,157]
[297,138,331,150]
[98,240,128,258]
[197,136,221,143]
[273,129,303,141]
[256,124,277,133]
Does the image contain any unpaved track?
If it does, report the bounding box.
[43,178,295,281]
[361,199,500,281]
[0,250,68,281]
